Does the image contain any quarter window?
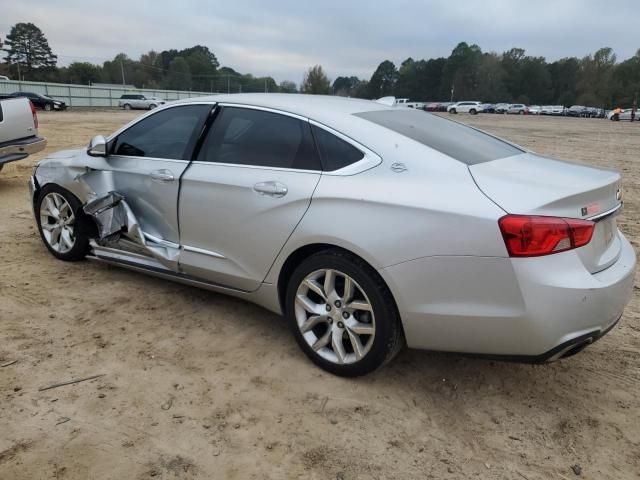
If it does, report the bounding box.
[113,105,211,160]
[198,107,321,170]
[311,125,364,172]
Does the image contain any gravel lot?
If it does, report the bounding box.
[1,109,639,480]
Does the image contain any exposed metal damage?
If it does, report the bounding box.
[82,190,180,270]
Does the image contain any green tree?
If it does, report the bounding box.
[3,22,57,79]
[441,42,483,100]
[166,57,192,90]
[549,57,580,105]
[475,53,508,102]
[279,80,297,93]
[368,60,398,98]
[66,62,103,84]
[332,76,361,96]
[301,65,331,94]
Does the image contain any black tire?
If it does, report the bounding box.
[285,249,404,377]
[149,104,157,110]
[44,103,52,111]
[449,108,457,114]
[469,109,477,115]
[35,184,91,261]
[123,103,131,110]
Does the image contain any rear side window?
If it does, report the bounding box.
[311,125,364,171]
[354,109,523,165]
[113,104,211,159]
[198,107,321,170]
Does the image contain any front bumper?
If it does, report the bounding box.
[0,136,47,165]
[380,231,636,360]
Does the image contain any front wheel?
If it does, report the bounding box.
[123,103,131,110]
[36,185,90,261]
[44,103,52,111]
[286,250,404,376]
[149,104,157,110]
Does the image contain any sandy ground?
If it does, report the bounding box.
[1,109,639,480]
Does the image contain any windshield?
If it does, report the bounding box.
[354,109,524,165]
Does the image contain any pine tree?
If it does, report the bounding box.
[3,23,57,78]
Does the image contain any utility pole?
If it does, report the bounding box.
[450,84,454,102]
[120,60,126,86]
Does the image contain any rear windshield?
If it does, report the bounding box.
[354,109,523,165]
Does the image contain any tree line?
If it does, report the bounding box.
[1,23,639,107]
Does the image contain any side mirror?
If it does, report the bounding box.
[88,135,107,157]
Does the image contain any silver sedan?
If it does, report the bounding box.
[30,94,636,376]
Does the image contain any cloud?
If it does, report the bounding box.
[1,0,638,82]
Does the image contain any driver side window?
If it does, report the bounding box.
[113,105,211,160]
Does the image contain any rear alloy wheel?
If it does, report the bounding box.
[44,103,52,111]
[469,109,477,115]
[123,103,131,110]
[449,108,457,114]
[519,110,525,115]
[286,250,404,376]
[36,185,90,261]
[149,104,157,110]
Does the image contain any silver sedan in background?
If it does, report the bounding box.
[30,94,636,376]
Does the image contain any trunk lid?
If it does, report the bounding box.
[469,153,623,273]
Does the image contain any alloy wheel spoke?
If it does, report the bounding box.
[331,329,347,364]
[300,315,327,334]
[41,221,56,232]
[312,329,332,351]
[50,226,62,247]
[61,228,74,250]
[323,269,336,298]
[347,320,375,336]
[296,294,323,315]
[346,328,365,360]
[343,275,355,303]
[346,300,372,312]
[304,278,326,301]
[44,196,59,219]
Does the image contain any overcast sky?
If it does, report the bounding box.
[1,0,638,83]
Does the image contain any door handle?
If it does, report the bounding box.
[150,169,175,182]
[253,181,288,198]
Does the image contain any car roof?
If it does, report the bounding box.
[174,93,390,123]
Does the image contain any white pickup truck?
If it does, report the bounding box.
[0,97,47,171]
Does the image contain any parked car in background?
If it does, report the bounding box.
[7,92,66,111]
[0,97,47,172]
[481,103,496,113]
[447,101,483,114]
[507,104,528,115]
[424,102,439,111]
[550,105,566,116]
[118,94,166,110]
[591,108,606,118]
[539,105,553,115]
[528,105,542,115]
[29,94,636,376]
[566,105,589,117]
[437,102,453,112]
[494,103,510,114]
[607,108,638,121]
[0,75,10,81]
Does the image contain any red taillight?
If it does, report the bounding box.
[29,100,38,129]
[498,215,594,257]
